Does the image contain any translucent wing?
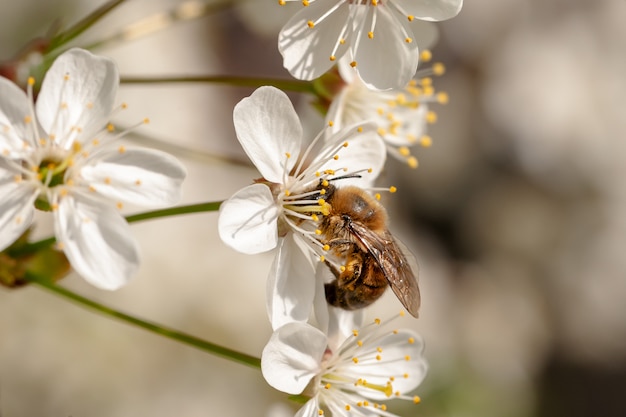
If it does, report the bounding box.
[349,222,421,317]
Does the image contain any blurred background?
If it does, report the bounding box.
[1,0,625,416]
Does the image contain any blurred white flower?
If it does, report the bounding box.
[278,0,462,90]
[262,312,427,417]
[327,54,448,168]
[217,86,385,328]
[0,48,187,290]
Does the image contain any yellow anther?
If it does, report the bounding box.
[375,193,381,200]
[405,37,413,43]
[368,31,374,39]
[389,186,397,193]
[315,229,323,235]
[328,120,334,127]
[107,123,115,132]
[311,214,319,221]
[408,337,415,344]
[395,391,400,396]
[323,244,330,251]
[89,185,96,192]
[400,311,406,317]
[318,198,326,205]
[381,404,387,411]
[330,55,336,61]
[339,38,346,44]
[116,202,123,210]
[315,171,321,177]
[319,255,326,262]
[367,168,373,173]
[343,141,348,147]
[377,347,383,353]
[66,179,74,186]
[318,410,324,416]
[104,177,112,185]
[302,0,309,5]
[390,376,395,382]
[433,62,446,76]
[420,135,433,147]
[322,179,329,187]
[63,74,70,81]
[357,340,363,347]
[408,156,418,169]
[135,179,142,185]
[374,318,381,325]
[333,155,339,160]
[377,127,386,136]
[24,116,32,124]
[404,373,409,378]
[118,145,126,154]
[307,20,315,28]
[278,0,285,4]
[376,355,381,361]
[143,118,150,124]
[284,190,291,196]
[437,91,449,104]
[352,329,359,337]
[92,139,100,146]
[357,402,363,407]
[345,405,351,411]
[363,401,369,407]
[420,50,432,62]
[413,396,421,404]
[405,355,411,361]
[352,357,359,364]
[320,189,326,195]
[426,111,438,124]
[350,61,357,68]
[325,383,331,389]
[399,146,410,157]
[340,265,346,272]
[285,152,291,158]
[393,329,399,334]
[27,77,35,86]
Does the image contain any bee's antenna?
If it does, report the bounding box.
[328,173,363,182]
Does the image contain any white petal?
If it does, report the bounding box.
[320,124,387,186]
[394,0,463,22]
[79,148,186,206]
[54,191,139,290]
[295,398,320,417]
[0,162,37,251]
[0,76,38,155]
[352,7,419,90]
[36,48,118,149]
[218,183,280,254]
[261,321,326,395]
[233,86,302,183]
[411,20,440,50]
[279,0,351,81]
[266,234,316,330]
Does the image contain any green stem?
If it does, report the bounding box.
[48,0,128,51]
[125,201,221,223]
[27,272,260,369]
[120,75,317,94]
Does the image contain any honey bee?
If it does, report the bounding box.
[315,183,420,317]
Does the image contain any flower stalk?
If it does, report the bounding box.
[26,270,261,369]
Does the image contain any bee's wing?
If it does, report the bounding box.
[349,223,421,317]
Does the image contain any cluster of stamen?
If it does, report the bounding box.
[315,312,423,414]
[339,49,448,169]
[3,74,149,214]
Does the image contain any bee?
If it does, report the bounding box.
[315,183,420,317]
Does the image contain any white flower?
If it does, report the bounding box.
[327,55,448,168]
[0,48,186,290]
[262,312,428,417]
[278,0,463,90]
[217,86,386,328]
